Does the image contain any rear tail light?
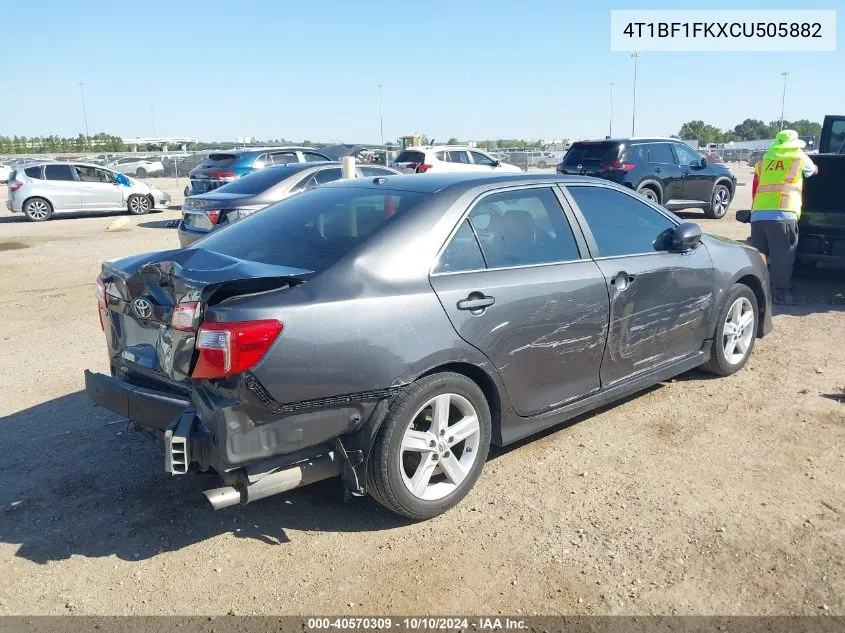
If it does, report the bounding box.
[600,161,636,171]
[205,209,221,225]
[209,170,237,182]
[416,164,433,173]
[9,182,23,192]
[95,275,106,331]
[171,302,200,331]
[192,320,282,379]
[404,163,418,171]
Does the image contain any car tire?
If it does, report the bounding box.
[136,167,147,178]
[184,185,191,198]
[637,185,660,205]
[23,197,53,222]
[367,372,492,520]
[705,183,732,219]
[537,161,547,169]
[700,283,758,377]
[127,194,151,215]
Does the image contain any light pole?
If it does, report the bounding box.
[78,82,89,139]
[150,105,157,137]
[609,82,615,137]
[779,72,789,130]
[377,84,384,147]
[630,53,641,136]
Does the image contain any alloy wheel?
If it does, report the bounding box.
[130,196,150,213]
[26,200,50,220]
[722,297,755,365]
[399,393,481,501]
[712,186,730,216]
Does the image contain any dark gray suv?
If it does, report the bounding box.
[86,173,772,520]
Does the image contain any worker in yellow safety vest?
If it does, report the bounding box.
[750,129,818,305]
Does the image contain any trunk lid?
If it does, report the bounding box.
[101,248,311,383]
[182,193,253,232]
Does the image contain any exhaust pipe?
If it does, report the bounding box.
[203,452,340,510]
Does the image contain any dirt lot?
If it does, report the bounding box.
[0,167,843,616]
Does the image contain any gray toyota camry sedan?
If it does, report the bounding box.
[85,173,772,520]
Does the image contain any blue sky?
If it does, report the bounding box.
[1,0,841,143]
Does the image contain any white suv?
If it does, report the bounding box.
[391,146,523,174]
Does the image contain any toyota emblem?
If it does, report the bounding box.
[132,297,153,319]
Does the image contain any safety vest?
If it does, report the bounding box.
[751,148,810,217]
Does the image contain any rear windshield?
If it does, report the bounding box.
[394,151,426,164]
[200,153,238,168]
[196,186,429,273]
[215,165,304,195]
[563,142,623,165]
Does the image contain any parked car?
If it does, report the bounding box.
[391,146,523,174]
[186,147,332,196]
[747,150,765,168]
[0,162,11,183]
[557,138,737,219]
[106,156,165,177]
[6,162,170,221]
[178,161,400,246]
[85,172,772,520]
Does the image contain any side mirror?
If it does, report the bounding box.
[698,158,707,167]
[491,160,500,167]
[671,222,702,251]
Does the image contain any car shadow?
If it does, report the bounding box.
[0,209,166,224]
[0,390,408,564]
[138,219,180,229]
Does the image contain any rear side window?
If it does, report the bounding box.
[394,151,426,164]
[563,142,622,165]
[622,145,647,164]
[197,187,428,273]
[822,118,845,153]
[269,152,298,166]
[435,220,486,273]
[647,143,675,164]
[467,187,581,268]
[359,166,396,177]
[44,164,76,181]
[566,185,674,257]
[24,166,43,179]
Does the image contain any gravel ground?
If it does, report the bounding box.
[0,167,843,616]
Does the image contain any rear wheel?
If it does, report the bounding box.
[705,183,731,219]
[127,194,151,215]
[537,161,548,169]
[367,372,491,520]
[23,197,53,222]
[637,185,660,205]
[136,167,147,177]
[701,284,758,377]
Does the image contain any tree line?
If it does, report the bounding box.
[677,118,822,146]
[0,133,127,154]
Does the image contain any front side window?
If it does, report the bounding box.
[467,187,580,268]
[302,151,329,162]
[44,164,76,181]
[470,151,497,166]
[74,165,114,183]
[566,185,674,257]
[434,220,486,273]
[359,166,396,177]
[673,143,702,167]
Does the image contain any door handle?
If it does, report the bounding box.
[457,292,495,313]
[609,272,635,291]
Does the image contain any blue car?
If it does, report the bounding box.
[186,147,332,195]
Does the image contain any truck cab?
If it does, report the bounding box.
[797,115,845,265]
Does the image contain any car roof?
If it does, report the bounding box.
[403,145,488,152]
[216,147,329,156]
[318,172,610,194]
[573,137,682,145]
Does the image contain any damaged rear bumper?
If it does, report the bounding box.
[84,369,371,508]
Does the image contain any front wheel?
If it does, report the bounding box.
[367,372,491,520]
[701,284,758,376]
[705,183,731,219]
[537,161,547,169]
[127,194,151,215]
